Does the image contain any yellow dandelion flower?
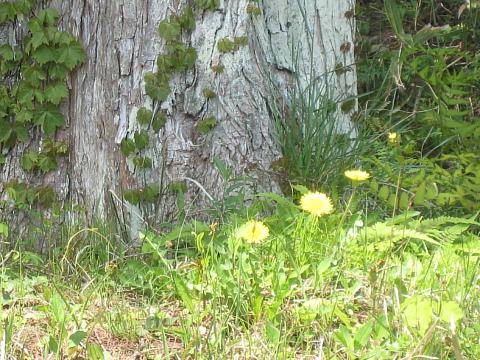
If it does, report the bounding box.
[388,132,399,144]
[344,170,371,182]
[300,192,334,216]
[238,220,269,244]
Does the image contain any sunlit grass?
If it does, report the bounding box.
[1,183,479,359]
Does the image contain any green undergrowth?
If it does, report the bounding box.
[1,176,479,359]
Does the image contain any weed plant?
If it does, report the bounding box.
[2,164,480,358]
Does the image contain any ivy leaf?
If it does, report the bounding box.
[33,104,64,135]
[51,31,75,45]
[0,86,12,118]
[22,65,47,87]
[14,0,33,14]
[49,63,69,80]
[14,107,34,123]
[133,157,152,168]
[124,189,141,205]
[0,3,17,23]
[14,124,29,142]
[136,107,152,126]
[37,153,57,173]
[152,112,167,131]
[44,82,69,105]
[0,120,12,142]
[178,8,196,31]
[15,84,45,105]
[21,149,38,171]
[158,20,181,41]
[120,138,136,157]
[32,45,56,65]
[183,47,197,69]
[36,186,57,207]
[38,8,59,26]
[145,81,170,102]
[57,41,86,70]
[28,18,49,49]
[134,130,149,150]
[156,55,174,75]
[0,45,14,61]
[143,183,160,202]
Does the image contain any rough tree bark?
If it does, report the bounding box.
[1,0,356,232]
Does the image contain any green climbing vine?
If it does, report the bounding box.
[121,1,259,208]
[120,7,198,207]
[0,0,86,208]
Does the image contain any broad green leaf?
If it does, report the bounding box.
[156,55,174,74]
[123,189,141,205]
[33,104,64,135]
[44,82,69,105]
[402,296,433,335]
[120,138,136,156]
[14,107,33,123]
[38,8,59,26]
[145,81,171,102]
[70,330,87,345]
[158,19,181,41]
[143,183,160,202]
[335,325,354,351]
[134,129,149,150]
[132,157,152,168]
[37,154,57,173]
[21,149,38,171]
[0,45,14,61]
[22,65,47,87]
[48,336,59,353]
[152,112,167,131]
[136,107,152,126]
[0,3,17,23]
[179,8,195,31]
[173,274,194,313]
[14,124,29,142]
[36,187,56,207]
[316,259,332,275]
[51,31,75,45]
[354,320,374,351]
[439,301,464,324]
[0,223,8,237]
[265,321,281,343]
[49,63,70,80]
[182,47,197,69]
[15,83,36,106]
[291,184,309,194]
[14,0,33,14]
[28,18,49,49]
[32,45,56,65]
[51,292,65,324]
[0,121,13,143]
[58,41,86,70]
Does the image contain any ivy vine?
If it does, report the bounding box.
[121,1,259,207]
[0,0,86,207]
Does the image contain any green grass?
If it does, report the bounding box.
[1,183,479,359]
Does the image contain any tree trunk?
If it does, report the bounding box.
[1,0,356,233]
